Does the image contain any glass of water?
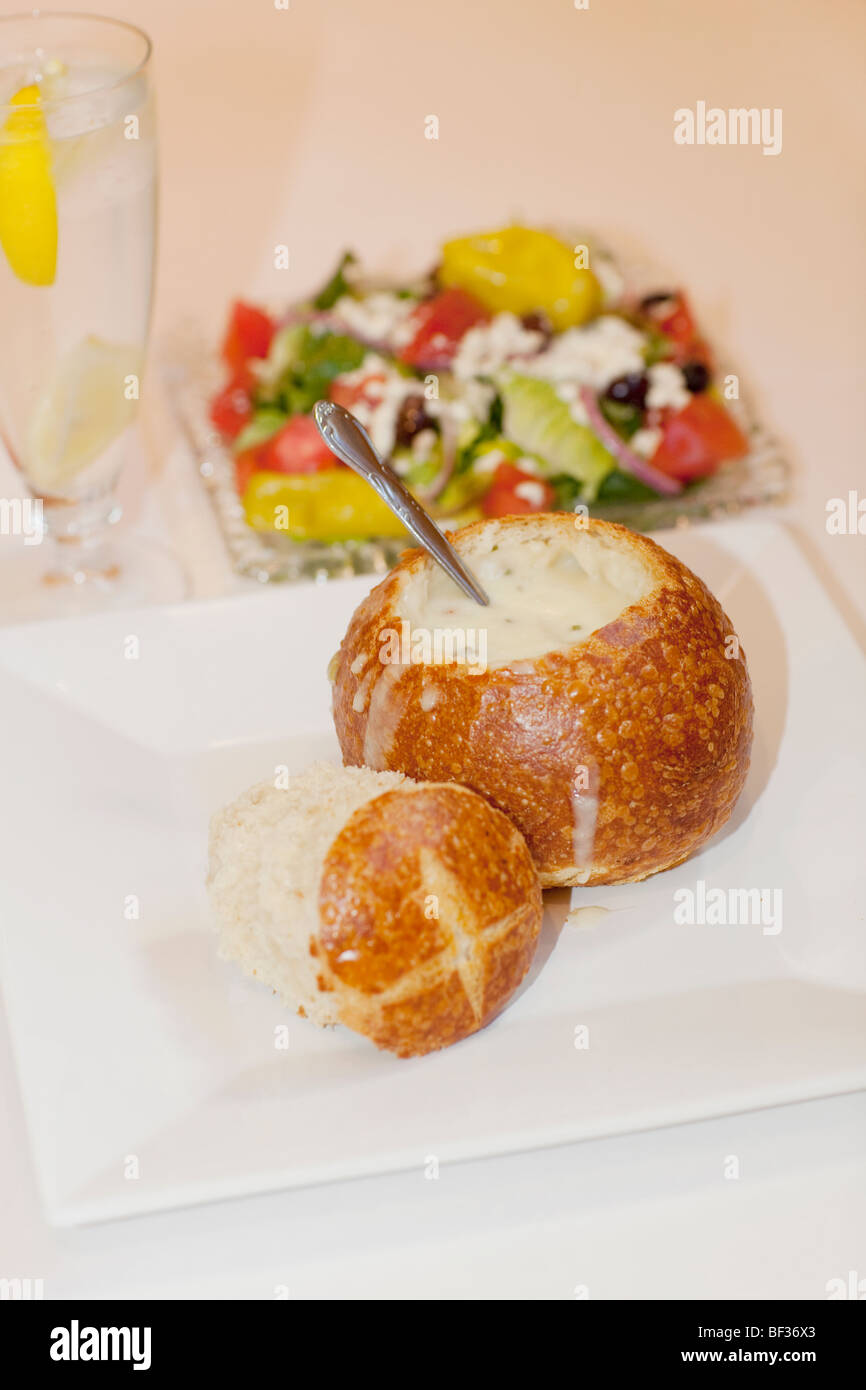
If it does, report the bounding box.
[0,12,183,614]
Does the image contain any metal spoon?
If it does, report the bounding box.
[314,400,490,606]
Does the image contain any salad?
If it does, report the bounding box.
[209,226,750,542]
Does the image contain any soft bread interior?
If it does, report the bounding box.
[207,762,407,1024]
[395,518,654,667]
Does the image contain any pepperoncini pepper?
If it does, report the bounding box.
[439,225,601,331]
[242,469,410,541]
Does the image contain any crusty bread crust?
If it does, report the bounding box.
[315,782,543,1058]
[331,515,754,887]
[207,764,410,1027]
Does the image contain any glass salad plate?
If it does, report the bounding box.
[164,234,790,585]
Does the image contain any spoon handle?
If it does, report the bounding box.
[314,400,490,606]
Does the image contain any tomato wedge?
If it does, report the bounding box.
[234,449,262,498]
[641,291,715,369]
[264,414,340,475]
[482,462,554,517]
[639,290,694,346]
[209,373,253,440]
[221,300,276,372]
[329,372,386,410]
[399,288,489,369]
[656,293,696,350]
[650,395,749,481]
[234,414,338,493]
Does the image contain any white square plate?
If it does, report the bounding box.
[1,519,864,1226]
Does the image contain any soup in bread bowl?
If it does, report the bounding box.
[331,515,753,887]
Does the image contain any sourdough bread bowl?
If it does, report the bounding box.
[331,515,753,887]
[207,763,543,1058]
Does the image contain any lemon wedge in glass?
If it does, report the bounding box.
[25,336,143,494]
[0,83,58,286]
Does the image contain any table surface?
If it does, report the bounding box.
[0,0,864,1299]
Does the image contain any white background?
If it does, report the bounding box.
[0,0,864,1298]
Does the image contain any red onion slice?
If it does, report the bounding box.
[580,385,682,496]
[413,414,458,503]
[277,306,340,330]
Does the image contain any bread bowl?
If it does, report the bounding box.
[207,762,543,1058]
[331,515,753,886]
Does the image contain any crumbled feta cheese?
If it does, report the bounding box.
[630,427,663,458]
[369,381,421,456]
[332,292,417,348]
[513,480,548,507]
[522,315,646,391]
[336,354,421,457]
[592,254,625,306]
[451,312,545,380]
[425,379,495,432]
[461,378,496,420]
[474,448,510,474]
[646,363,691,412]
[334,352,389,388]
[473,448,540,477]
[556,379,593,424]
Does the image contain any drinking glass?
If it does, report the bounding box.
[0,12,184,613]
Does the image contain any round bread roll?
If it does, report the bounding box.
[207,763,543,1058]
[331,515,754,887]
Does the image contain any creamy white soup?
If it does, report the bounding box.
[396,532,652,668]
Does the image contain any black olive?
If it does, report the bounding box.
[605,372,649,409]
[394,394,435,447]
[682,361,710,393]
[639,291,677,313]
[520,311,554,343]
